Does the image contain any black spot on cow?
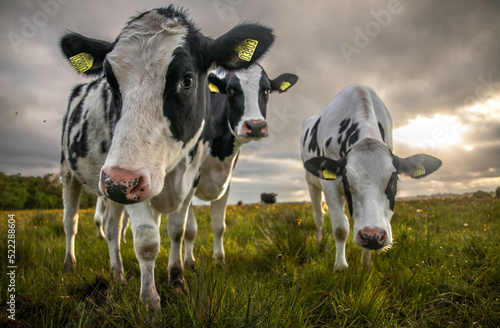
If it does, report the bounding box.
[60,151,65,164]
[384,172,398,211]
[339,118,351,134]
[342,174,353,216]
[68,121,90,170]
[69,83,85,103]
[189,141,199,163]
[308,117,321,156]
[337,119,359,157]
[101,140,109,153]
[348,129,359,146]
[192,172,201,188]
[303,128,309,147]
[325,136,333,148]
[378,122,385,142]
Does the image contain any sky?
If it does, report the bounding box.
[0,0,499,204]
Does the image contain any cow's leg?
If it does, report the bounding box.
[183,204,197,268]
[306,174,324,246]
[210,184,231,263]
[62,173,83,273]
[126,202,161,311]
[322,181,350,272]
[361,248,372,270]
[105,201,125,281]
[94,197,107,240]
[121,210,130,243]
[167,188,196,291]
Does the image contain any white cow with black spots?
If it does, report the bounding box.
[59,6,274,311]
[301,85,442,271]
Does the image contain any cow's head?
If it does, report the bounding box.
[60,6,274,204]
[208,65,297,141]
[304,138,441,250]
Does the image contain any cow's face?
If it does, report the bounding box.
[208,65,297,142]
[60,7,274,204]
[304,138,442,250]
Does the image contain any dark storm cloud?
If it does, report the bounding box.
[0,0,498,201]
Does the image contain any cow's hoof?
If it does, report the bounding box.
[140,293,161,313]
[334,264,348,273]
[63,260,76,273]
[171,278,186,295]
[184,258,196,269]
[213,255,226,266]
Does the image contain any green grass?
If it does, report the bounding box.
[1,198,499,327]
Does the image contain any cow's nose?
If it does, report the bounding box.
[357,227,388,250]
[100,167,150,205]
[243,120,268,137]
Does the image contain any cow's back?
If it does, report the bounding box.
[301,85,393,163]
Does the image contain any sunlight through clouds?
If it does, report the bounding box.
[394,114,466,149]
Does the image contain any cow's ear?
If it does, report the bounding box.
[210,24,275,70]
[270,73,298,93]
[304,157,345,180]
[208,73,227,94]
[393,154,442,179]
[60,32,114,76]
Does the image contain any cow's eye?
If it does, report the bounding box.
[263,88,271,95]
[179,74,194,89]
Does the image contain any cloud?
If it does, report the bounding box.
[0,0,499,203]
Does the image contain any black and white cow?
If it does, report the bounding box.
[261,192,278,204]
[59,6,274,310]
[183,65,297,264]
[301,85,442,271]
[114,65,297,259]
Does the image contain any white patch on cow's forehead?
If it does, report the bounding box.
[107,11,188,90]
[234,65,263,87]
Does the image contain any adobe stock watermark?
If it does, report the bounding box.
[6,214,17,321]
[339,0,404,64]
[213,0,245,22]
[7,0,72,54]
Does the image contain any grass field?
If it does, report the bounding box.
[1,198,499,327]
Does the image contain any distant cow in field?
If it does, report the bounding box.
[261,192,278,204]
[59,5,274,311]
[301,85,442,271]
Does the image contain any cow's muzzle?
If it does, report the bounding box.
[242,120,268,138]
[357,227,388,250]
[100,167,150,205]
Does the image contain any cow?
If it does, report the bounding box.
[261,192,278,204]
[59,5,274,310]
[301,85,442,272]
[113,64,297,262]
[183,65,297,264]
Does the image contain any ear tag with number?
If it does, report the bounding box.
[280,81,291,92]
[412,163,426,178]
[321,169,336,180]
[235,39,258,62]
[69,53,94,74]
[209,83,220,93]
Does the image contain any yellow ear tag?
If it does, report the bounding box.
[235,39,258,62]
[209,83,220,93]
[322,169,336,180]
[69,53,94,74]
[280,81,291,91]
[412,163,426,178]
